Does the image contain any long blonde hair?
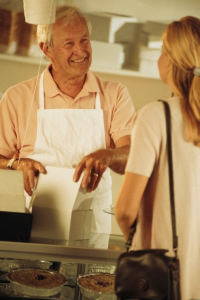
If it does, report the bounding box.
[163,16,200,146]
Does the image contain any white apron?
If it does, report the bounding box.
[28,71,112,247]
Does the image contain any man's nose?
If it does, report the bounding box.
[73,42,83,54]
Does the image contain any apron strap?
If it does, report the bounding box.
[39,71,45,110]
[95,93,101,109]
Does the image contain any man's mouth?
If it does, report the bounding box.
[71,57,86,63]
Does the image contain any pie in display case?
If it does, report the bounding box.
[0,234,124,299]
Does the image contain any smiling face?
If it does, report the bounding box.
[45,16,92,81]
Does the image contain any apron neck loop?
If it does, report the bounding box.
[95,93,101,109]
[39,71,45,110]
[39,72,101,111]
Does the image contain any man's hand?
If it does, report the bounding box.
[73,150,108,193]
[73,135,131,193]
[13,158,46,196]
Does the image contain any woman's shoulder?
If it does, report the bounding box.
[135,100,165,125]
[136,97,180,122]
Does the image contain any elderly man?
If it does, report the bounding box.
[0,5,134,242]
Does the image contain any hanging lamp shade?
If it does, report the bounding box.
[23,0,56,25]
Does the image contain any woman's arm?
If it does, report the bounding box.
[115,172,149,240]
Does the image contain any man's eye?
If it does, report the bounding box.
[65,42,72,46]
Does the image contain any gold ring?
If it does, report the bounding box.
[92,173,98,177]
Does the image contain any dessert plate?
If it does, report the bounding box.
[7,268,66,297]
[103,205,115,215]
[77,273,116,300]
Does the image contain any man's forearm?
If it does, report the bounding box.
[72,143,131,191]
[91,145,130,175]
[107,145,130,174]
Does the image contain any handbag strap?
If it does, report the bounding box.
[126,100,178,256]
[160,100,178,254]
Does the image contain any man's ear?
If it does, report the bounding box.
[39,42,52,59]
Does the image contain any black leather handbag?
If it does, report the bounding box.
[115,101,181,300]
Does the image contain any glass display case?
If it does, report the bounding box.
[0,234,125,300]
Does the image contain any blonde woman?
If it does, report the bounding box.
[115,16,200,300]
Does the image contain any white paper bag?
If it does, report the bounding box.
[31,166,82,241]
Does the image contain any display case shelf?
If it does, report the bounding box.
[0,234,124,265]
[0,53,160,79]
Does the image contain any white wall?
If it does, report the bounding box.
[2,0,200,21]
[69,0,200,21]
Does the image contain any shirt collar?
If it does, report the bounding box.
[43,65,100,98]
[83,70,100,93]
[44,65,61,98]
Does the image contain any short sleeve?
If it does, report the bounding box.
[110,85,135,142]
[126,101,165,177]
[0,92,17,158]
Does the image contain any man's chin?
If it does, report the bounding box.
[73,64,90,74]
